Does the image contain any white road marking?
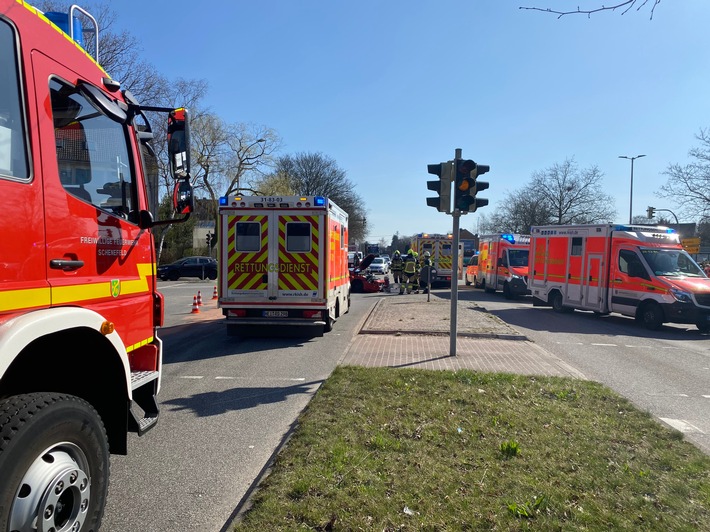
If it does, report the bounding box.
[659,418,705,434]
[181,376,306,381]
[591,343,617,347]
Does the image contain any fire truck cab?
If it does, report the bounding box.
[0,3,194,529]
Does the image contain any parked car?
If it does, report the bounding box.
[465,255,479,287]
[380,254,391,267]
[158,256,218,281]
[367,256,390,275]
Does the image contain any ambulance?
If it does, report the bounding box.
[477,233,531,298]
[0,2,194,529]
[528,224,710,332]
[218,195,350,335]
[411,233,454,287]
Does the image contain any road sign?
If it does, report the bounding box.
[682,237,701,254]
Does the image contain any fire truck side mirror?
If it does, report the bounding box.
[173,180,194,215]
[167,108,191,180]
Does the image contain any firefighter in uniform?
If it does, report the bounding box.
[420,251,432,294]
[390,250,404,293]
[402,250,418,294]
[411,252,420,293]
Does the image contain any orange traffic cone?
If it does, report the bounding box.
[196,290,203,306]
[190,296,200,314]
[212,286,218,300]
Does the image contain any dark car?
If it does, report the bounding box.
[158,256,217,281]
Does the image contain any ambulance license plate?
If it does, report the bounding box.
[263,310,288,318]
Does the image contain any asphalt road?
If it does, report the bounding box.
[101,281,375,532]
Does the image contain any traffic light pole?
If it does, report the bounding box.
[449,148,462,357]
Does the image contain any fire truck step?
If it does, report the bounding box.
[129,370,160,435]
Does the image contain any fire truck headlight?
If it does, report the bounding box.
[670,288,693,303]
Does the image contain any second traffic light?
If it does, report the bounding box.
[426,161,453,213]
[454,159,490,213]
[206,232,212,246]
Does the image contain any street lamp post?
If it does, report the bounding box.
[619,154,646,224]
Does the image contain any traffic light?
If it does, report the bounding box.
[454,159,490,213]
[426,161,452,213]
[647,206,656,219]
[206,232,212,246]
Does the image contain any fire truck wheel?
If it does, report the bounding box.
[0,392,109,532]
[550,291,564,312]
[638,302,664,330]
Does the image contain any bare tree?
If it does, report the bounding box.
[484,158,617,233]
[266,153,368,242]
[657,128,710,222]
[485,188,552,234]
[221,124,281,197]
[519,0,661,19]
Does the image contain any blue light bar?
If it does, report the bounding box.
[219,197,228,206]
[501,233,515,244]
[314,196,326,206]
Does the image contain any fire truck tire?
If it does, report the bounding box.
[0,392,109,532]
[638,302,664,330]
[551,291,566,313]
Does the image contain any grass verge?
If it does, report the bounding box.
[232,366,710,531]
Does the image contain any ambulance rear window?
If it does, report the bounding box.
[287,222,311,252]
[236,222,261,251]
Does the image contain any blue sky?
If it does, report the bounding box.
[112,1,710,244]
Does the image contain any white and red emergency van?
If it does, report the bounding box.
[529,224,710,332]
[218,195,350,335]
[477,233,531,298]
[0,3,194,529]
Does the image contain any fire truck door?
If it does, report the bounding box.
[273,213,323,300]
[35,54,153,347]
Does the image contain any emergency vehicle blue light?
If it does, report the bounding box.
[501,233,515,244]
[314,196,326,206]
[219,197,228,206]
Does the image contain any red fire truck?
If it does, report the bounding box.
[218,195,350,335]
[529,224,710,332]
[0,3,194,529]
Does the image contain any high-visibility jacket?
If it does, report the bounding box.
[403,256,417,274]
[390,256,403,272]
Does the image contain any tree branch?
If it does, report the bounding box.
[519,0,661,19]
